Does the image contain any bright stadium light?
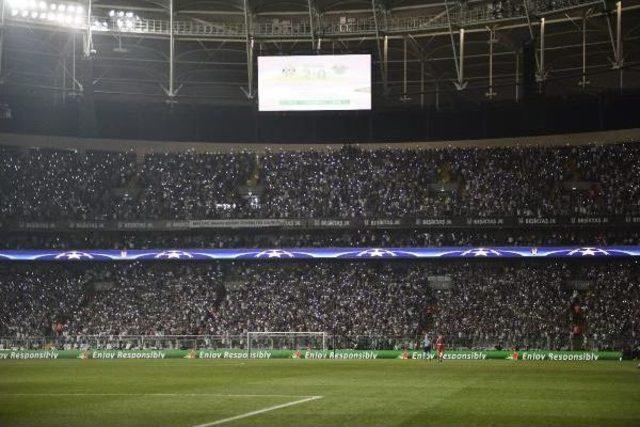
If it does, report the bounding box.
[8,1,87,28]
[107,9,142,31]
[7,0,24,8]
[8,1,139,32]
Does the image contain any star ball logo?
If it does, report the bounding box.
[254,250,295,259]
[566,247,610,257]
[460,248,502,257]
[154,250,194,259]
[54,251,94,260]
[356,248,398,258]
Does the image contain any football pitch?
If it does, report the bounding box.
[0,359,638,426]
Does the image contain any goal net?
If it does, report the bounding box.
[246,332,327,352]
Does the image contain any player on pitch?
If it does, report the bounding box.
[435,335,445,362]
[423,333,432,360]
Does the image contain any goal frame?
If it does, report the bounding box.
[246,331,327,354]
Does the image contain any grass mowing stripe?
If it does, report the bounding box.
[192,396,323,427]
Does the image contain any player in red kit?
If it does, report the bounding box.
[435,335,445,362]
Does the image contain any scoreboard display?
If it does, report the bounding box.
[258,54,371,111]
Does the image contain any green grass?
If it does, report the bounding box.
[0,359,638,426]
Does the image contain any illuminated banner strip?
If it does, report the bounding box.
[0,247,639,261]
[7,215,640,231]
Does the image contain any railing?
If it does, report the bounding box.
[90,18,171,35]
[5,0,600,39]
[254,20,313,37]
[0,332,622,352]
[174,21,246,37]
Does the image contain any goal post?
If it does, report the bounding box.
[246,332,327,354]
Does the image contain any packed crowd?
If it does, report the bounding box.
[0,147,135,221]
[1,141,639,352]
[0,264,224,338]
[1,261,637,351]
[1,143,639,221]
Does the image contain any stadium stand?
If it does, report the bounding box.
[1,137,639,355]
[1,142,640,221]
[1,261,638,351]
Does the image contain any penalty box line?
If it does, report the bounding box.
[0,393,324,426]
[192,395,323,427]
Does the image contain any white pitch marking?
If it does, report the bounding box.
[0,393,318,398]
[192,395,323,427]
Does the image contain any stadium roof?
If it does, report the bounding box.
[1,0,638,107]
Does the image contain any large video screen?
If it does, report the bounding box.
[258,54,371,111]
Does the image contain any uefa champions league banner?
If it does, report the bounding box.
[0,246,639,261]
[0,349,621,361]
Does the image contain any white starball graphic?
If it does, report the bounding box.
[356,249,398,258]
[54,251,94,260]
[567,247,610,256]
[460,248,501,257]
[154,250,194,259]
[255,250,295,259]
